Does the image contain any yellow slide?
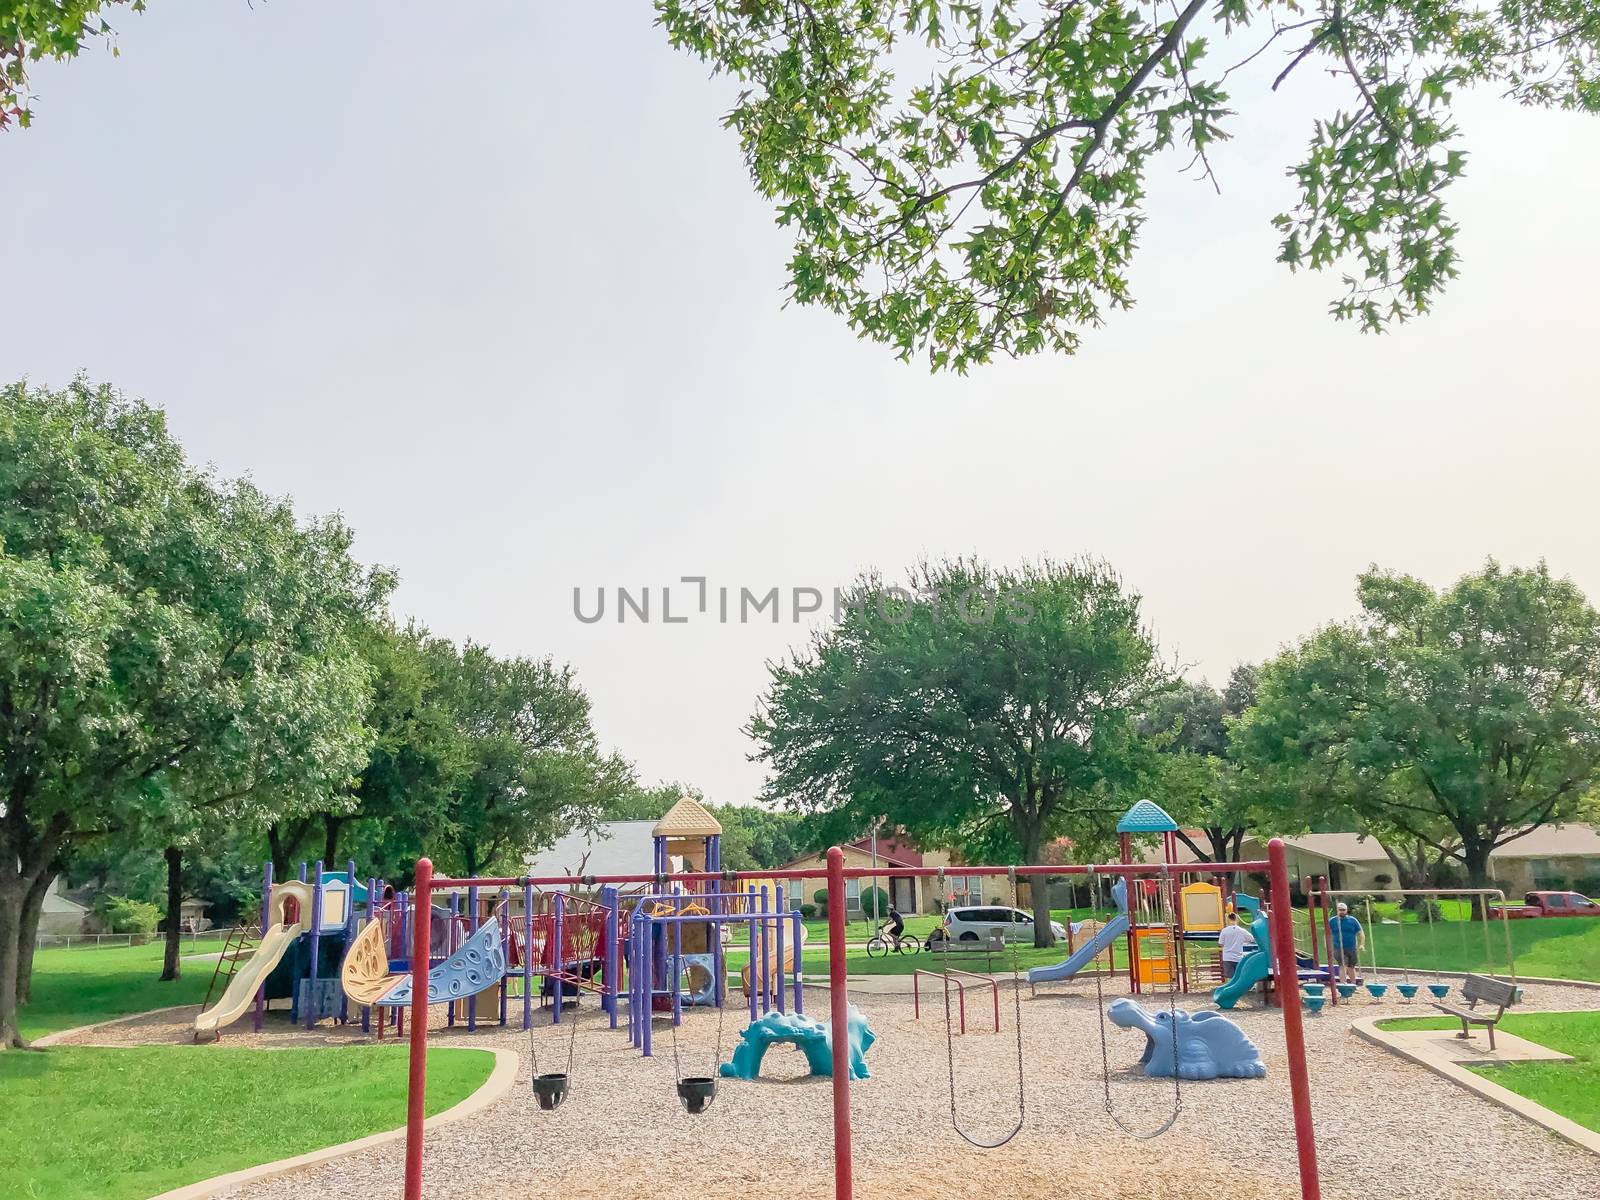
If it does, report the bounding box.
[741,924,808,997]
[193,880,311,1041]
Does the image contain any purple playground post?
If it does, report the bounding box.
[759,885,771,1014]
[776,885,786,1013]
[447,892,460,1028]
[601,885,619,1030]
[467,885,480,1032]
[671,895,683,1027]
[552,892,564,1026]
[253,861,273,1032]
[395,889,408,1038]
[522,883,534,1031]
[363,875,376,1033]
[305,861,325,1031]
[792,909,805,1013]
[498,889,510,1026]
[340,859,357,1025]
[747,887,759,1022]
[640,914,653,1057]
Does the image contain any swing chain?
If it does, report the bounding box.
[527,896,583,1091]
[1094,865,1182,1140]
[942,866,1025,1149]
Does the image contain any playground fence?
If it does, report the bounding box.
[34,927,248,951]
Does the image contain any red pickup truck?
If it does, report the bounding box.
[1495,891,1600,918]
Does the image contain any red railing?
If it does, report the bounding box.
[912,967,999,1034]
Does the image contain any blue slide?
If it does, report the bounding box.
[1212,913,1271,1009]
[1027,878,1130,985]
[1026,912,1129,984]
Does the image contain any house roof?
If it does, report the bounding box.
[846,834,925,867]
[1271,833,1387,865]
[652,796,722,838]
[1250,826,1600,865]
[1487,824,1600,859]
[773,842,920,872]
[524,821,657,878]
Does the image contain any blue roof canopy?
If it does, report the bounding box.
[1116,799,1179,834]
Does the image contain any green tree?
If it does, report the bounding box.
[429,641,633,879]
[751,557,1167,946]
[1236,561,1600,899]
[1139,665,1311,862]
[657,0,1600,369]
[0,378,383,1045]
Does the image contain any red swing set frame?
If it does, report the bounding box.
[400,839,1321,1200]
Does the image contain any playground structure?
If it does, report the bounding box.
[1023,800,1291,1000]
[192,800,805,1051]
[396,837,1325,1200]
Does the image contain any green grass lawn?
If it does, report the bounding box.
[0,1044,492,1200]
[19,943,213,1039]
[7,938,493,1200]
[1376,1011,1600,1133]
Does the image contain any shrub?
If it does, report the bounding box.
[799,903,817,920]
[812,888,828,908]
[859,886,889,917]
[95,895,160,935]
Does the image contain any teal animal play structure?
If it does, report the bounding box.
[1106,998,1267,1079]
[719,1006,876,1081]
[1211,909,1271,1010]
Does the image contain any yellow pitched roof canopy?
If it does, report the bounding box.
[652,796,722,838]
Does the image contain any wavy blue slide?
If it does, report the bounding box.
[1211,913,1271,1009]
[1027,878,1130,985]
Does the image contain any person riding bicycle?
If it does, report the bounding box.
[885,904,906,945]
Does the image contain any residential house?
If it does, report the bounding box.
[1212,826,1600,897]
[522,820,659,880]
[40,876,90,935]
[767,836,993,917]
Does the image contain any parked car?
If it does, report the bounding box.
[1493,891,1600,918]
[928,905,1068,945]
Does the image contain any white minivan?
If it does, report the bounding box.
[933,905,1068,945]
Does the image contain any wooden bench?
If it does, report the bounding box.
[1431,973,1520,1050]
[926,933,1008,965]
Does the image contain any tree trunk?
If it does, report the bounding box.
[1018,823,1056,949]
[321,815,346,869]
[1460,837,1495,918]
[160,845,183,982]
[0,881,26,1049]
[15,867,55,1005]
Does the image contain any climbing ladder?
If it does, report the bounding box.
[201,924,258,1013]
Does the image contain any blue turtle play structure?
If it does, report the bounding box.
[1106,997,1267,1078]
[719,1006,876,1081]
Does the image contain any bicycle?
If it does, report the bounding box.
[865,927,922,958]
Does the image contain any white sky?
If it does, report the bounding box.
[5,2,1597,806]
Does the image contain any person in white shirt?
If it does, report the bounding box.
[1217,910,1254,981]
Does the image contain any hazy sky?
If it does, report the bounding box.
[6,3,1597,806]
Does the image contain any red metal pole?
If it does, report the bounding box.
[1268,839,1321,1200]
[1120,832,1139,996]
[1318,876,1336,1008]
[403,857,433,1200]
[826,847,853,1200]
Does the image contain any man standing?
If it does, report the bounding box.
[1328,901,1364,983]
[1217,910,1253,981]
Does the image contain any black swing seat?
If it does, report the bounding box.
[1430,973,1520,1050]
